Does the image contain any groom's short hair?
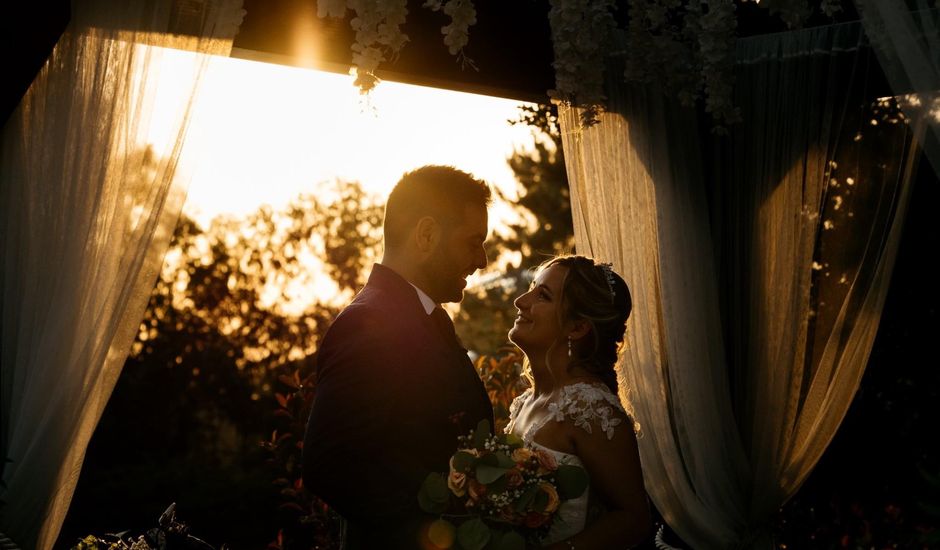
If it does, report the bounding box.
[383,165,491,248]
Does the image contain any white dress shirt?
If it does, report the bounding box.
[409,282,437,315]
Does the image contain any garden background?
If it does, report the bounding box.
[54,103,939,549]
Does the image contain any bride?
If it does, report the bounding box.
[505,255,651,548]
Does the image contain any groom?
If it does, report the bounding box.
[303,165,495,549]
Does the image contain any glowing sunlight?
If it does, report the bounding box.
[147,50,540,308]
[149,51,535,224]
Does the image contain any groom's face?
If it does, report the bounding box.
[423,203,489,303]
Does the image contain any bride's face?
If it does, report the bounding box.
[509,264,569,353]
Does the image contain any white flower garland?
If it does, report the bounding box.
[546,0,617,127]
[426,0,478,67]
[317,0,846,128]
[699,0,741,130]
[623,0,703,109]
[317,0,478,92]
[348,0,410,92]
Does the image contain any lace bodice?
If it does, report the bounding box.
[506,382,627,443]
[505,382,628,545]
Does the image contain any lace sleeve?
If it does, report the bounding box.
[548,383,627,440]
[505,388,533,434]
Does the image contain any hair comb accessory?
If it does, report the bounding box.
[600,262,616,302]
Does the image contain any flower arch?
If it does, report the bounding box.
[317,0,851,128]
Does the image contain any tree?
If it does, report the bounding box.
[455,104,574,359]
[502,103,574,265]
[58,180,383,549]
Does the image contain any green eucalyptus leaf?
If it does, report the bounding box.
[457,517,491,550]
[555,464,589,499]
[479,453,499,467]
[487,474,509,495]
[492,530,525,550]
[418,490,449,514]
[453,450,478,473]
[502,432,524,448]
[513,484,539,513]
[533,489,549,512]
[429,472,452,502]
[493,452,515,469]
[418,472,450,514]
[476,463,509,484]
[473,419,491,448]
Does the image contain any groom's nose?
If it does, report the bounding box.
[474,244,487,271]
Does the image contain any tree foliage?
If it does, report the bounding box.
[60,181,383,549]
[456,104,574,358]
[501,104,574,265]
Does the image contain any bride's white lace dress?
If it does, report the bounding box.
[505,382,628,545]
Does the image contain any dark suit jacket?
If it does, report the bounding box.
[302,263,494,549]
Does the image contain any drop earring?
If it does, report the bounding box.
[567,337,572,358]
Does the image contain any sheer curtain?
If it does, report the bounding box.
[560,84,752,547]
[0,1,243,548]
[559,22,918,548]
[856,2,940,177]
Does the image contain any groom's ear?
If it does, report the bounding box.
[413,215,441,253]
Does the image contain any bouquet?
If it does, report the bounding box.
[418,420,589,550]
[72,503,225,550]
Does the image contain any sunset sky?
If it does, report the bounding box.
[163,53,538,231]
[143,50,541,310]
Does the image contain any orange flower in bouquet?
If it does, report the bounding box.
[418,420,589,550]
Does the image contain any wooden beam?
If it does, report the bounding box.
[1,1,70,127]
[232,0,556,103]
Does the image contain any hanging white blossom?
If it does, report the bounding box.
[351,0,409,91]
[547,0,617,126]
[698,0,741,129]
[624,0,703,109]
[425,0,478,66]
[319,0,479,92]
[317,0,847,128]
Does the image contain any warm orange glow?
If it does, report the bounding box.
[289,14,322,68]
[146,51,540,306]
[147,53,537,227]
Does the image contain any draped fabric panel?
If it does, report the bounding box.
[559,21,918,548]
[560,89,751,547]
[722,27,916,534]
[0,1,242,547]
[856,2,940,177]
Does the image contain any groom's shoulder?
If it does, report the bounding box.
[324,287,401,338]
[345,284,399,316]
